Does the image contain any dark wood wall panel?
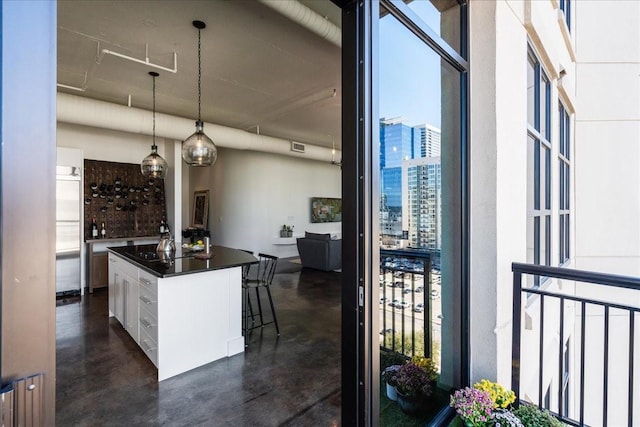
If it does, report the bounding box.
[83,159,166,240]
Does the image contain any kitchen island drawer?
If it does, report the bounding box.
[138,270,158,291]
[138,284,157,313]
[139,304,158,343]
[139,328,158,367]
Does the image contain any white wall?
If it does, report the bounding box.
[206,147,341,258]
[572,1,640,424]
[57,121,341,260]
[574,0,640,276]
[470,0,578,391]
[57,122,181,229]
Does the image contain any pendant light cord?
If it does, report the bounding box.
[197,27,202,122]
[152,74,157,149]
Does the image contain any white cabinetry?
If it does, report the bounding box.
[124,274,139,342]
[108,253,245,381]
[137,271,158,367]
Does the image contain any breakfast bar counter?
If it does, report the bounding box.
[107,244,257,381]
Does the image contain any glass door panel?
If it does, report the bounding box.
[378,2,464,424]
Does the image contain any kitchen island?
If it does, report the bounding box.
[107,244,257,381]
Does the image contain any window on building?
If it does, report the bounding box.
[527,49,551,286]
[559,0,571,31]
[559,102,571,264]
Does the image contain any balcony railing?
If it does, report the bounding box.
[379,249,432,358]
[512,262,640,427]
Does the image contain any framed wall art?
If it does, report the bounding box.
[311,197,342,223]
[192,190,209,229]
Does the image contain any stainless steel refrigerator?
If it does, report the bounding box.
[56,165,81,296]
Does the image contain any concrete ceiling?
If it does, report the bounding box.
[57,0,342,149]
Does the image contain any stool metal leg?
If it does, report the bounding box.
[265,285,280,335]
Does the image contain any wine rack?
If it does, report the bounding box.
[83,159,167,240]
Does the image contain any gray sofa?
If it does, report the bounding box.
[296,232,341,271]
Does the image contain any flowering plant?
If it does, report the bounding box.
[473,379,516,409]
[394,362,432,397]
[449,387,494,426]
[493,409,524,427]
[381,364,401,386]
[411,356,438,382]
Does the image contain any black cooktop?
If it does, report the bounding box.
[108,244,258,278]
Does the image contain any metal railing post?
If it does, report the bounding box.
[511,268,523,406]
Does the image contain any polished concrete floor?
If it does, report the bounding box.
[56,261,342,426]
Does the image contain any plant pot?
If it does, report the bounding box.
[395,390,424,415]
[280,230,288,237]
[286,230,293,237]
[385,382,397,401]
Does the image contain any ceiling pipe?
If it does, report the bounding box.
[57,92,339,163]
[258,0,341,47]
[99,44,178,74]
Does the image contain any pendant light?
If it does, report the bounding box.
[141,71,168,179]
[182,20,217,167]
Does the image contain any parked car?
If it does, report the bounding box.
[403,288,412,295]
[413,303,424,312]
[389,281,405,288]
[430,289,440,299]
[415,286,424,293]
[398,301,411,309]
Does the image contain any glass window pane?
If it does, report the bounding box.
[534,216,540,265]
[559,163,565,210]
[540,76,548,139]
[379,7,462,421]
[545,215,551,266]
[527,56,536,127]
[559,214,565,262]
[544,144,551,210]
[527,134,536,212]
[406,0,461,56]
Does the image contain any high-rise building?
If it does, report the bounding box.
[402,156,441,251]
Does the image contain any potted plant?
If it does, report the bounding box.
[381,364,401,401]
[473,379,515,410]
[280,224,294,237]
[449,380,522,427]
[513,403,563,427]
[412,355,438,387]
[449,387,494,426]
[394,362,433,414]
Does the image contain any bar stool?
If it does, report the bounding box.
[238,250,256,340]
[243,253,280,343]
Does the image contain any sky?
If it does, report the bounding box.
[379,2,443,129]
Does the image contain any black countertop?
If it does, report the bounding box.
[108,244,258,278]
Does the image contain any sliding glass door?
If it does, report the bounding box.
[340,0,468,425]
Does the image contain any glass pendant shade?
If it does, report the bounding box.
[141,146,168,179]
[182,20,217,167]
[182,120,217,166]
[141,71,168,179]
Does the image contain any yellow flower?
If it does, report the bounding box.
[473,379,516,409]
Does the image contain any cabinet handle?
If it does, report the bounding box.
[140,318,154,329]
[139,295,154,305]
[110,258,116,263]
[140,340,155,352]
[140,278,152,286]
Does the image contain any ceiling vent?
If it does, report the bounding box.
[290,141,305,153]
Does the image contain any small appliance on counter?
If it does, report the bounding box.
[182,227,210,244]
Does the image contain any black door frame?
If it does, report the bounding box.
[341,0,470,425]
